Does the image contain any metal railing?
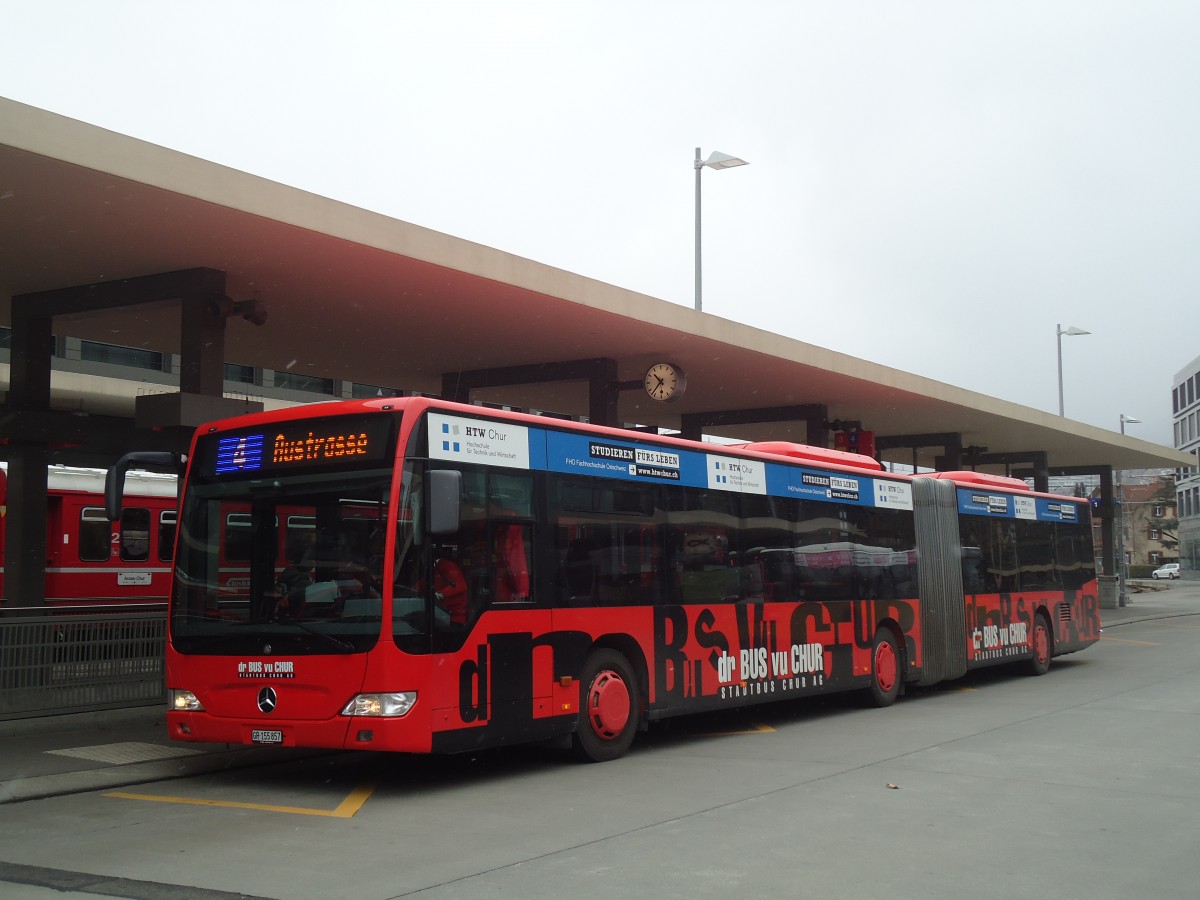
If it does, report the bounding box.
[0,604,166,720]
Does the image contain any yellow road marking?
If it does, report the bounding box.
[105,783,375,818]
[707,722,776,736]
[1100,635,1160,646]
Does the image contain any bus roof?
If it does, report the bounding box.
[189,397,1091,503]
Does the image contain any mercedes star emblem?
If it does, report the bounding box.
[257,686,278,714]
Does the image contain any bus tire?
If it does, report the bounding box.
[866,629,901,707]
[1027,613,1053,676]
[572,649,638,763]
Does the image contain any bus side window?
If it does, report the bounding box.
[668,489,740,604]
[549,477,662,607]
[563,535,597,602]
[1056,522,1094,591]
[427,468,536,616]
[990,521,1019,592]
[492,521,531,603]
[489,472,533,603]
[1017,518,1059,591]
[737,496,801,603]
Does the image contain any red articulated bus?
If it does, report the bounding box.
[121,398,1099,762]
[0,462,178,604]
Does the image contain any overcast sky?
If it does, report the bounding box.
[3,1,1198,447]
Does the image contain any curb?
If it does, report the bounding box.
[0,745,332,805]
[1102,611,1199,629]
[0,705,161,738]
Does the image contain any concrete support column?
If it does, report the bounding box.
[3,309,53,607]
[4,443,50,608]
[179,281,228,396]
[588,358,619,426]
[1092,466,1120,610]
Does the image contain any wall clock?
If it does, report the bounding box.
[643,362,687,402]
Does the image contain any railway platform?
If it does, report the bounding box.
[1,581,1196,806]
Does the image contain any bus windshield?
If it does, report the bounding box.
[171,468,391,655]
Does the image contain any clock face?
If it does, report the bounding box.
[644,363,686,402]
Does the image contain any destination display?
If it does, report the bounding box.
[204,414,396,477]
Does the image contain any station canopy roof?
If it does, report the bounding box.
[0,97,1189,475]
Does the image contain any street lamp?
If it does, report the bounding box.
[694,148,749,312]
[1117,413,1141,606]
[1056,324,1090,416]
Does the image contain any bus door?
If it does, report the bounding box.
[419,466,552,747]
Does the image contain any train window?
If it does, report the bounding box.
[225,512,252,562]
[158,510,177,562]
[120,507,151,561]
[79,507,111,561]
[285,515,316,563]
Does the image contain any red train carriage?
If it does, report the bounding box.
[1,463,178,604]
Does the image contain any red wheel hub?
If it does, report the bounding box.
[874,641,897,694]
[586,669,631,740]
[1034,623,1050,665]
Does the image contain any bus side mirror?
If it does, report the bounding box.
[427,469,462,536]
[106,451,182,521]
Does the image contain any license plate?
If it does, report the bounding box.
[251,729,284,744]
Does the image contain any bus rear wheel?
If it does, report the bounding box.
[572,649,638,763]
[1027,613,1053,676]
[866,629,901,707]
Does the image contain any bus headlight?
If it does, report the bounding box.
[340,692,417,718]
[169,689,204,712]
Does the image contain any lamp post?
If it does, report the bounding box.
[1055,324,1090,416]
[1117,413,1141,606]
[694,148,748,312]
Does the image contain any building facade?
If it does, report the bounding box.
[1091,473,1177,576]
[1122,478,1177,571]
[1172,355,1200,574]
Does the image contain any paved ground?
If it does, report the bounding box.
[1,580,1192,806]
[0,580,1195,899]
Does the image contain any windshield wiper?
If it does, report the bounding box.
[285,617,356,654]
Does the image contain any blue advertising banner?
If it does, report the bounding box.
[428,412,918,513]
[956,487,1082,523]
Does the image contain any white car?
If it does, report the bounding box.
[1151,563,1180,580]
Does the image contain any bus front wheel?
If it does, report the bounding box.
[866,629,902,707]
[572,650,638,763]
